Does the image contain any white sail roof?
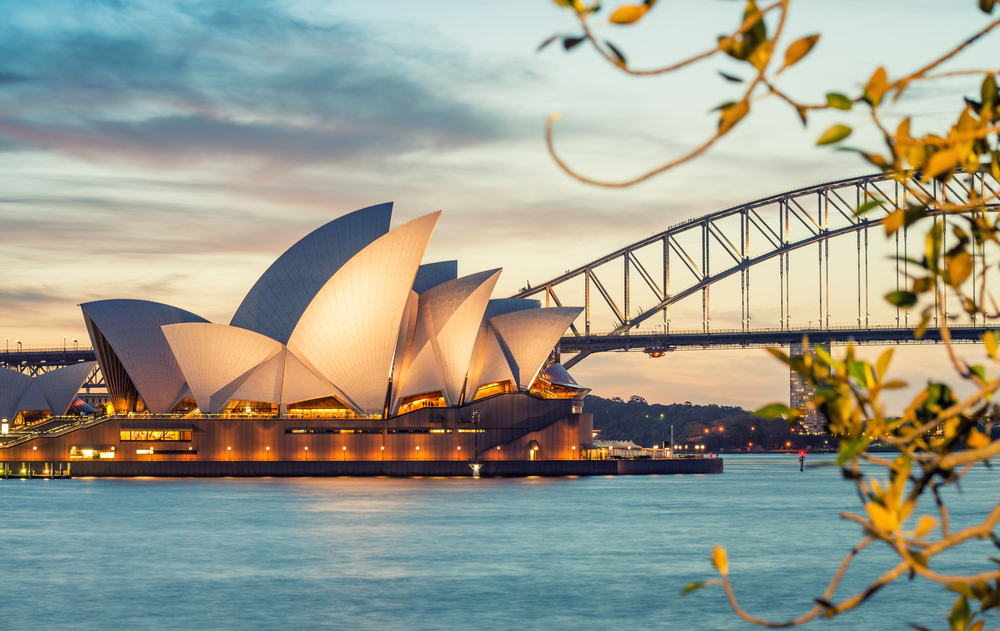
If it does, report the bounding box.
[287,212,441,415]
[465,325,516,398]
[81,300,209,414]
[35,361,98,416]
[412,260,458,294]
[0,367,33,421]
[397,269,501,406]
[489,307,584,390]
[464,299,541,401]
[162,323,284,414]
[229,350,286,405]
[230,203,393,344]
[17,381,49,412]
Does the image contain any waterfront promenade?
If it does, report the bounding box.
[6,457,722,477]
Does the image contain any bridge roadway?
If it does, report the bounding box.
[0,347,96,374]
[0,325,991,371]
[558,324,991,359]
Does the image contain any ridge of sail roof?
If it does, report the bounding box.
[35,361,98,416]
[0,367,34,422]
[412,260,458,294]
[230,202,393,344]
[398,269,501,405]
[389,290,420,414]
[161,323,284,414]
[281,349,341,407]
[17,381,49,412]
[230,349,286,406]
[80,300,209,414]
[463,298,541,401]
[465,325,515,400]
[287,211,441,415]
[488,306,584,390]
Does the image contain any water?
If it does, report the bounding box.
[2,454,998,630]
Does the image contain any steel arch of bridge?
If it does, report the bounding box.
[510,169,1000,368]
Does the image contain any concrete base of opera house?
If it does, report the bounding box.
[27,458,723,477]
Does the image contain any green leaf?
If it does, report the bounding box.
[754,403,791,418]
[885,291,918,308]
[848,360,869,387]
[826,93,852,110]
[949,595,970,631]
[680,581,708,595]
[817,124,852,145]
[971,365,987,384]
[984,75,999,107]
[853,199,885,216]
[838,437,868,466]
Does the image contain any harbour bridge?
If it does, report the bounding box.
[2,168,998,380]
[510,168,1000,369]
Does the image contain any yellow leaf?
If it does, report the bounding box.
[916,515,938,537]
[781,34,819,70]
[923,149,959,181]
[866,502,899,532]
[719,101,750,134]
[712,546,729,575]
[984,330,998,359]
[609,4,647,24]
[946,250,973,285]
[865,67,889,107]
[876,348,893,380]
[884,209,904,236]
[967,428,991,449]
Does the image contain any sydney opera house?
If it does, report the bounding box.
[0,204,610,475]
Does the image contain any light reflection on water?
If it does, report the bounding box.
[1,454,997,630]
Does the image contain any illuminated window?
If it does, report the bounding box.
[473,381,514,400]
[457,429,485,433]
[397,391,446,415]
[70,447,116,459]
[120,430,191,441]
[287,428,382,434]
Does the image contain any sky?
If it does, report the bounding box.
[1,0,997,413]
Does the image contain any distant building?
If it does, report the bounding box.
[789,341,828,434]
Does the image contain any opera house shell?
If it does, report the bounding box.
[1,204,594,473]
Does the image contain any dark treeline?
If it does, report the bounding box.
[586,395,832,451]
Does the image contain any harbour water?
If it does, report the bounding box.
[2,453,998,630]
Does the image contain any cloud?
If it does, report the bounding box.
[0,0,521,169]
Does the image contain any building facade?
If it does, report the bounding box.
[1,204,594,471]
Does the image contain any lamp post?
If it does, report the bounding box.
[469,409,482,477]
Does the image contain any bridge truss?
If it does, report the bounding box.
[0,347,104,388]
[510,169,1000,368]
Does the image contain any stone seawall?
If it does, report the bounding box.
[58,458,723,477]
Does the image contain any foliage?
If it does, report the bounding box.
[546,1,1000,628]
[587,394,802,451]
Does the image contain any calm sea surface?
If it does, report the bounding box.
[2,454,998,630]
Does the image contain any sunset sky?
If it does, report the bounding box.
[1,0,995,412]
